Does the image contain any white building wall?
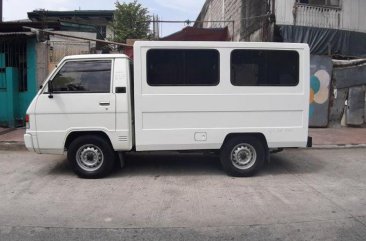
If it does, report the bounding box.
[275,0,366,33]
[342,0,366,32]
[275,0,296,25]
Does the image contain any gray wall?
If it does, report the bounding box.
[309,55,332,127]
[196,0,272,41]
[330,64,366,127]
[35,42,48,87]
[196,0,242,41]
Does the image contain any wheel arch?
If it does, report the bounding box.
[64,131,113,151]
[221,133,269,161]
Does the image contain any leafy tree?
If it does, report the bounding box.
[110,0,151,43]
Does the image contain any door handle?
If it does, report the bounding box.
[99,101,110,106]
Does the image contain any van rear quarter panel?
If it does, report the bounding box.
[133,41,310,151]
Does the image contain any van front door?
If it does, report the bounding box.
[35,59,115,154]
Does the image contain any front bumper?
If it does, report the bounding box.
[24,133,35,152]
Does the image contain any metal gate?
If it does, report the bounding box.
[0,36,37,127]
[48,40,91,72]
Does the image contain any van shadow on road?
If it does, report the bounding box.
[46,149,322,178]
[46,159,74,176]
[118,153,223,177]
[263,151,324,176]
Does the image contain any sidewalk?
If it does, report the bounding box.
[1,127,366,151]
[0,128,27,150]
[309,128,366,148]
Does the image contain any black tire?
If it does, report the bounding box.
[67,135,115,178]
[220,136,266,177]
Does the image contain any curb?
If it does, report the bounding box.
[310,144,366,149]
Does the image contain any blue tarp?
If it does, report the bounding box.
[279,25,366,57]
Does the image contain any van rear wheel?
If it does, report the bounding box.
[68,135,115,178]
[220,136,265,177]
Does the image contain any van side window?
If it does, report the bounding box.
[52,60,111,93]
[147,49,219,86]
[231,50,299,86]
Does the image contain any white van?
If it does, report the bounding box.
[24,41,311,178]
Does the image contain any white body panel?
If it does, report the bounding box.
[35,92,116,154]
[133,41,310,151]
[25,55,132,154]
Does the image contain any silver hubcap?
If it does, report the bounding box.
[230,143,257,170]
[76,144,104,172]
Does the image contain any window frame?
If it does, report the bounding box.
[46,59,113,94]
[296,0,341,8]
[230,49,300,87]
[146,48,220,87]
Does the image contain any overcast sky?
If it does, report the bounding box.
[3,0,206,36]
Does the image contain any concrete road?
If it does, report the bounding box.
[1,148,366,241]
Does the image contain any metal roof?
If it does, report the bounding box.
[28,10,115,21]
[0,21,61,32]
[0,32,35,37]
[161,27,229,41]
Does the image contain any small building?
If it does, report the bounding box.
[0,22,57,127]
[0,10,116,127]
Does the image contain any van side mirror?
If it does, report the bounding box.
[48,82,54,99]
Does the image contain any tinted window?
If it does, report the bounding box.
[231,50,299,86]
[147,49,219,86]
[52,60,111,93]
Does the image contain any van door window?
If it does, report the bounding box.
[147,49,219,86]
[231,50,299,86]
[51,60,112,93]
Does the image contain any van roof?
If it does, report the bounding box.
[134,41,309,50]
[63,54,129,60]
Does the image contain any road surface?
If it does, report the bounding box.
[1,148,366,240]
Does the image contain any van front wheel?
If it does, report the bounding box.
[68,135,115,178]
[220,136,265,177]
